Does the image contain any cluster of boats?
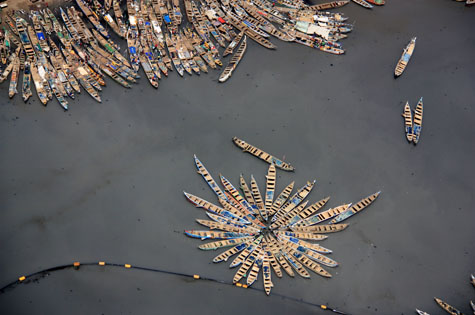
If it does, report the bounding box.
[416,275,475,314]
[185,142,380,295]
[0,0,354,110]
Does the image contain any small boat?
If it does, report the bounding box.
[8,54,20,98]
[402,101,413,142]
[434,298,463,315]
[232,137,295,171]
[219,36,247,82]
[412,97,423,144]
[22,60,33,102]
[310,0,350,10]
[76,0,109,38]
[138,50,159,88]
[415,309,430,315]
[467,0,475,5]
[265,164,276,214]
[395,37,416,77]
[223,31,244,57]
[0,59,14,83]
[470,300,475,313]
[272,181,315,222]
[352,0,373,8]
[471,274,475,287]
[330,191,381,224]
[366,0,385,5]
[30,61,49,105]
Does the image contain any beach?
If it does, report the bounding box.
[0,0,474,313]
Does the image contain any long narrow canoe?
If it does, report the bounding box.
[219,35,247,82]
[223,31,244,57]
[268,182,294,217]
[434,298,463,315]
[395,37,416,77]
[366,0,385,5]
[309,0,350,7]
[402,101,413,142]
[352,0,373,8]
[232,137,295,171]
[22,60,32,102]
[265,164,276,214]
[272,181,315,222]
[330,191,380,224]
[412,97,423,144]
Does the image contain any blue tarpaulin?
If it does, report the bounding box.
[37,32,45,40]
[164,15,171,23]
[129,46,136,54]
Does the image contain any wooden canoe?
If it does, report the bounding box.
[330,191,380,224]
[402,101,413,142]
[232,137,295,171]
[395,37,416,77]
[219,36,247,83]
[434,298,463,315]
[352,0,373,8]
[412,97,423,144]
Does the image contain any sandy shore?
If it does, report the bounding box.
[0,0,474,314]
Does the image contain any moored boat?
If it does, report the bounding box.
[22,60,33,102]
[8,54,20,98]
[219,35,246,82]
[352,0,373,8]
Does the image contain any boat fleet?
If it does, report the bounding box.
[0,0,355,110]
[185,138,380,295]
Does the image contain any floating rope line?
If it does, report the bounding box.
[0,261,350,314]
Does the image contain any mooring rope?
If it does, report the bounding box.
[0,261,350,314]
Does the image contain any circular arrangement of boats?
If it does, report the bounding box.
[184,140,380,295]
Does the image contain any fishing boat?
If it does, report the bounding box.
[32,13,50,53]
[126,29,141,73]
[330,192,380,224]
[138,49,159,88]
[402,101,413,142]
[8,54,20,98]
[16,18,36,59]
[22,60,32,102]
[60,7,81,42]
[232,137,295,171]
[352,0,373,8]
[0,60,13,83]
[310,0,350,10]
[366,0,385,5]
[165,33,185,76]
[395,37,416,77]
[412,97,423,144]
[76,0,109,38]
[93,0,124,37]
[434,298,463,315]
[30,61,49,105]
[223,31,242,57]
[219,35,246,82]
